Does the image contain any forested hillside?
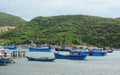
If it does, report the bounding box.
[0,12,26,26]
[1,14,120,48]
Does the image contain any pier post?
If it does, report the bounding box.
[11,50,26,58]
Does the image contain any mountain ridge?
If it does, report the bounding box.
[0,13,120,47]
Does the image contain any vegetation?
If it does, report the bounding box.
[0,12,26,26]
[0,13,120,48]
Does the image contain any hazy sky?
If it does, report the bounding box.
[0,0,120,21]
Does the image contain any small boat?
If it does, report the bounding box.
[89,48,107,56]
[8,44,17,50]
[0,50,13,65]
[26,56,55,62]
[0,57,13,65]
[107,50,114,53]
[104,47,114,53]
[29,46,55,52]
[54,51,88,60]
[0,57,8,65]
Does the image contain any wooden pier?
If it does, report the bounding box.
[11,50,26,58]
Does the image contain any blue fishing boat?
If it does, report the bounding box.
[8,44,17,50]
[89,48,107,56]
[26,56,55,62]
[29,46,55,52]
[54,51,88,60]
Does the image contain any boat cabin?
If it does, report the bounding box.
[73,45,88,52]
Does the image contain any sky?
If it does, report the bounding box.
[0,0,120,21]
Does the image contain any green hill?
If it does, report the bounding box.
[1,15,120,48]
[0,12,26,26]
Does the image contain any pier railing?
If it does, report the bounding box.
[10,50,27,58]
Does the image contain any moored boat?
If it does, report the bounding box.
[26,56,55,62]
[29,46,55,52]
[107,50,114,53]
[88,48,107,56]
[8,44,17,50]
[0,50,13,65]
[104,47,114,53]
[0,57,13,65]
[54,51,88,60]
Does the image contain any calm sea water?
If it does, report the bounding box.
[0,51,120,75]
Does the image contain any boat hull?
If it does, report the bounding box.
[107,50,114,53]
[29,48,52,52]
[54,53,87,60]
[26,56,55,62]
[29,46,55,52]
[0,58,13,65]
[89,49,107,56]
[8,44,17,50]
[89,52,107,56]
